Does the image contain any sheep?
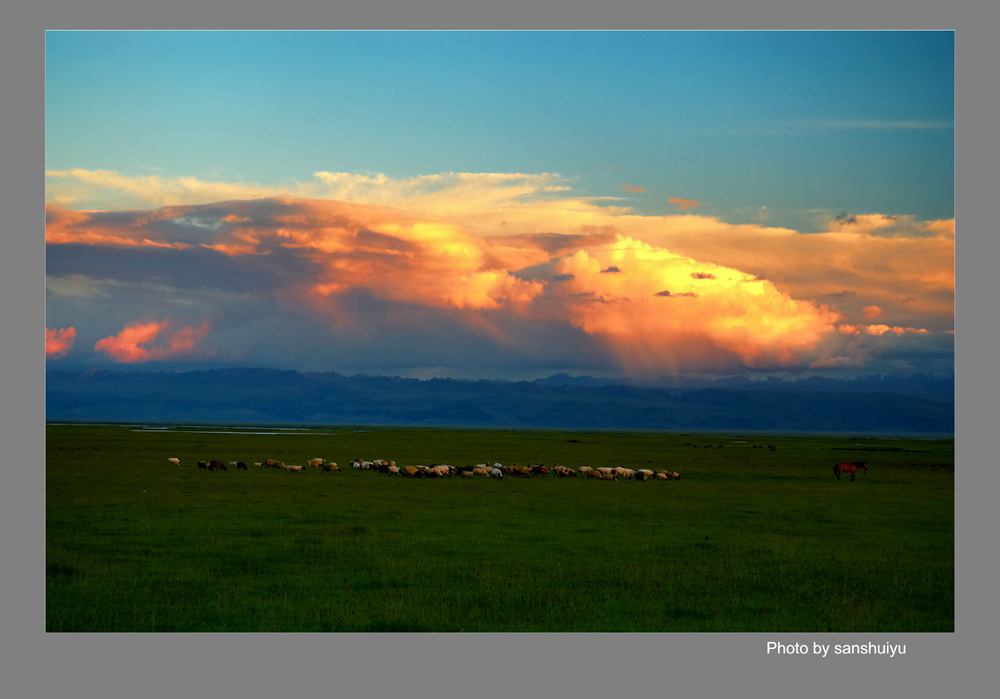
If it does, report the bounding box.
[490,467,504,479]
[307,458,325,469]
[473,467,490,477]
[236,461,248,470]
[322,463,340,472]
[166,457,181,466]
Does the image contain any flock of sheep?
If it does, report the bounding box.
[165,457,681,481]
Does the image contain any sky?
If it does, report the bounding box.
[45,30,955,381]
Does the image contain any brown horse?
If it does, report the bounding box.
[834,461,868,481]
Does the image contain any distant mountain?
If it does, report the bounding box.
[45,367,954,434]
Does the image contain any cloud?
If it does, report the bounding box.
[544,236,843,373]
[668,197,704,211]
[622,184,645,193]
[816,119,954,131]
[828,213,952,239]
[838,324,929,337]
[45,170,953,378]
[46,327,76,357]
[812,322,951,375]
[95,320,211,363]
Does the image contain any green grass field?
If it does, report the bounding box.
[45,423,954,632]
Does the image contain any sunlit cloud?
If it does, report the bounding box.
[94,320,211,363]
[543,236,843,372]
[622,184,645,193]
[668,197,704,210]
[45,170,954,377]
[46,327,76,357]
[838,324,930,337]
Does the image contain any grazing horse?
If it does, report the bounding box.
[834,461,868,481]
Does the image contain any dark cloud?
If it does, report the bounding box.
[655,290,698,298]
[353,228,415,253]
[491,231,618,256]
[824,290,857,299]
[46,242,319,296]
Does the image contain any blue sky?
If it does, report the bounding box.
[45,31,954,381]
[46,31,953,229]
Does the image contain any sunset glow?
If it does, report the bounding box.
[45,31,953,381]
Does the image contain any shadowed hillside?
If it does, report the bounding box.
[45,368,954,434]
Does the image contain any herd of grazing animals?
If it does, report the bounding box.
[167,456,684,481]
[168,453,869,481]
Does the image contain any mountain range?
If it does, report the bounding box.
[45,367,954,434]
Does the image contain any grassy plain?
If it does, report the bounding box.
[45,423,954,632]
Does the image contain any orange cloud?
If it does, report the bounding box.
[837,324,929,337]
[176,198,548,314]
[95,321,167,362]
[44,171,953,375]
[46,327,76,357]
[668,197,704,210]
[95,320,211,363]
[549,236,843,372]
[622,184,646,193]
[45,204,190,249]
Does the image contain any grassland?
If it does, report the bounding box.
[45,423,954,632]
